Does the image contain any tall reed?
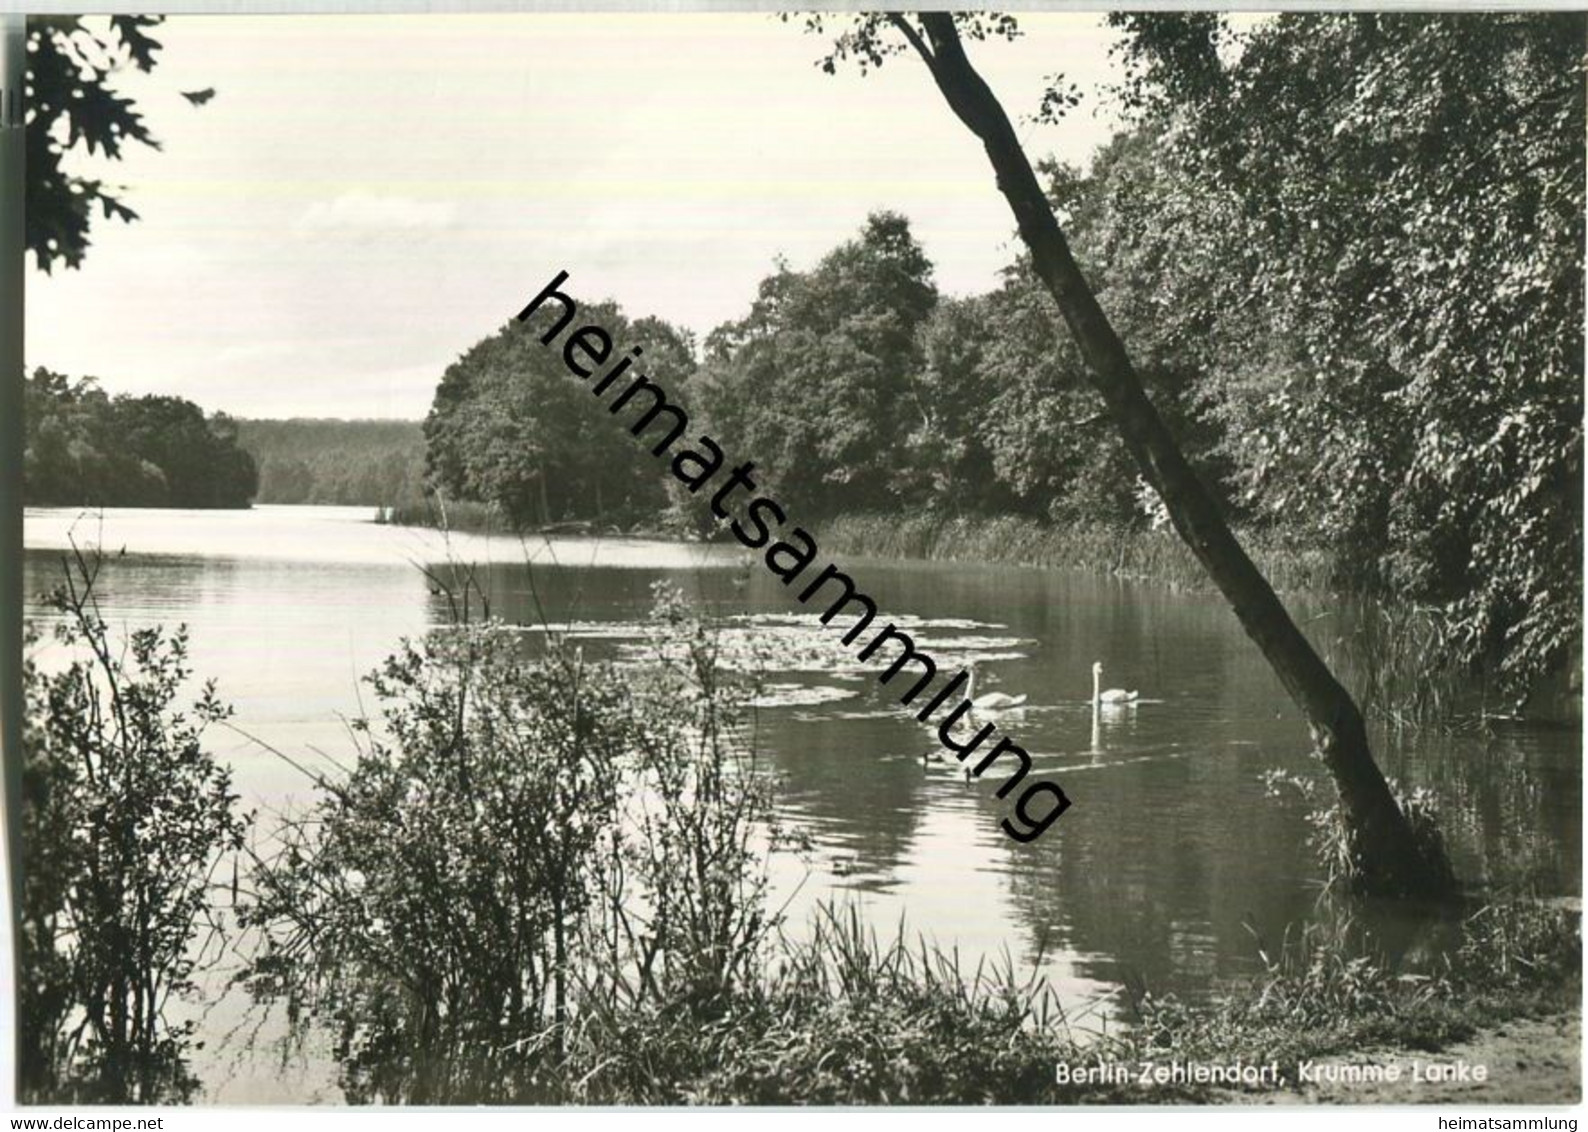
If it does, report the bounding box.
[375,493,504,534]
[820,511,1512,727]
[818,511,1339,592]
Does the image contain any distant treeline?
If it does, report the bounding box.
[234,419,425,506]
[24,368,258,509]
[420,14,1582,700]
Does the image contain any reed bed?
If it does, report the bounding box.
[553,895,1578,1104]
[818,512,1519,728]
[818,511,1338,594]
[375,495,505,534]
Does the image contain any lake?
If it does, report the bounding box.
[23,504,1582,1102]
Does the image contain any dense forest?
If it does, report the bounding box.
[22,381,423,510]
[423,13,1582,702]
[23,368,258,508]
[235,419,425,506]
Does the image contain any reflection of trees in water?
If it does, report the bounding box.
[1381,726,1581,895]
[996,748,1319,1012]
[759,715,932,873]
[1003,721,1578,1016]
[25,549,243,619]
[448,557,1578,1013]
[996,570,1299,1009]
[469,560,935,866]
[463,563,723,647]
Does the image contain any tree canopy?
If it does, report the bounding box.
[418,12,1581,712]
[1092,12,1584,698]
[423,304,697,529]
[23,369,258,508]
[697,212,938,514]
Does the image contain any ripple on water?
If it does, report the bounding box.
[749,684,860,709]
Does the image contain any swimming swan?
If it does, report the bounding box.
[1092,661,1139,707]
[968,665,1028,712]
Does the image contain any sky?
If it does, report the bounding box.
[27,13,1131,419]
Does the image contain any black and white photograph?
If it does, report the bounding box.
[3,6,1583,1114]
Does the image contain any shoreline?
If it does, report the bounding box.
[380,506,1334,590]
[376,505,1514,721]
[814,511,1338,595]
[1234,1012,1582,1105]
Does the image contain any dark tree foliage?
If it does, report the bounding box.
[23,369,258,508]
[1099,12,1585,698]
[235,419,425,506]
[698,211,938,514]
[25,16,200,272]
[423,303,696,529]
[661,202,1217,529]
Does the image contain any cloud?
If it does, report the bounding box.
[297,191,457,233]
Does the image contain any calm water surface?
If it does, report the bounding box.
[23,505,1582,1102]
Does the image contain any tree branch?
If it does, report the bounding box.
[887,14,933,68]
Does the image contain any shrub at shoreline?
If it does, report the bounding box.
[21,567,1580,1105]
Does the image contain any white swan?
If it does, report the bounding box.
[968,664,1028,712]
[1092,661,1138,707]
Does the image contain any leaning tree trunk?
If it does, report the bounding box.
[897,12,1452,898]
